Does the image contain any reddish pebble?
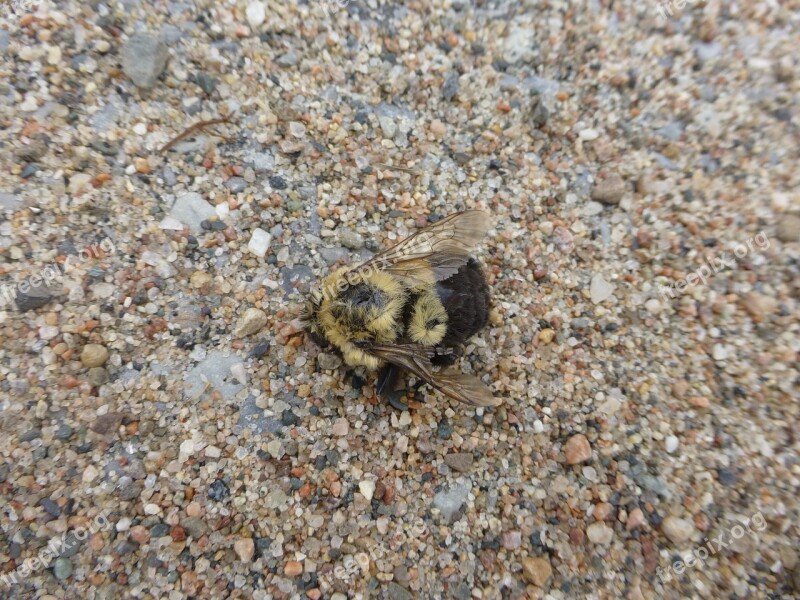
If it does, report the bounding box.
[170,525,187,542]
[129,525,150,544]
[285,560,303,576]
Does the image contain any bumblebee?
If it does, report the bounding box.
[301,210,499,407]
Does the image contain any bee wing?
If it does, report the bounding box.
[363,343,500,407]
[356,210,490,286]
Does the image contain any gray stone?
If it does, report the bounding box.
[442,73,459,101]
[0,192,22,211]
[433,482,470,521]
[656,121,684,141]
[168,192,216,233]
[181,517,208,538]
[592,173,626,204]
[88,366,109,387]
[776,214,800,243]
[276,51,299,67]
[15,283,61,311]
[338,229,364,250]
[53,557,73,580]
[386,582,414,600]
[55,424,73,440]
[251,151,275,172]
[444,453,474,473]
[319,246,349,265]
[225,176,247,193]
[122,33,169,89]
[238,395,282,435]
[184,351,244,401]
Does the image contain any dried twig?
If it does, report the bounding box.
[159,116,234,153]
[375,162,420,174]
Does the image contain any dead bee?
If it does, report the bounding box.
[301,210,499,407]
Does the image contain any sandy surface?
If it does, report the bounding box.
[1,0,799,598]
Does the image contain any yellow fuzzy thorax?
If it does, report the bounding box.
[408,291,448,346]
[315,267,406,369]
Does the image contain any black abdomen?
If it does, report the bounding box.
[436,258,490,348]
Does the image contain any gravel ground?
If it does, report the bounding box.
[1,0,799,598]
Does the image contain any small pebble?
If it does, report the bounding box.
[521,556,552,587]
[248,228,272,257]
[564,434,592,465]
[234,538,255,562]
[586,522,614,545]
[661,516,695,544]
[121,32,169,89]
[235,308,268,337]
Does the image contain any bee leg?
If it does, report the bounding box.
[376,363,402,397]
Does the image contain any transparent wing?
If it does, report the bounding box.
[362,342,500,407]
[355,210,491,286]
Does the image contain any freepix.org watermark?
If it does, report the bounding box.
[0,238,116,309]
[659,231,770,301]
[656,0,699,20]
[657,511,767,583]
[1,510,112,588]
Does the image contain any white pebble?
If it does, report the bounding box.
[178,439,195,463]
[133,122,148,135]
[205,445,221,459]
[587,522,614,544]
[144,503,161,515]
[82,465,99,483]
[116,517,132,532]
[159,216,184,230]
[358,480,376,501]
[248,228,272,258]
[20,95,39,112]
[665,435,679,454]
[246,1,266,27]
[645,299,662,314]
[590,274,614,304]
[47,45,62,65]
[230,362,248,385]
[266,440,283,458]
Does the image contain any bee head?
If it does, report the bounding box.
[340,282,386,318]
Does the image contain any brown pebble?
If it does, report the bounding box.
[672,380,689,399]
[521,556,553,587]
[285,560,303,576]
[564,434,592,465]
[91,412,123,436]
[170,525,187,542]
[81,343,109,368]
[234,538,255,562]
[129,525,150,545]
[591,172,626,204]
[627,508,646,530]
[444,452,474,473]
[593,502,614,521]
